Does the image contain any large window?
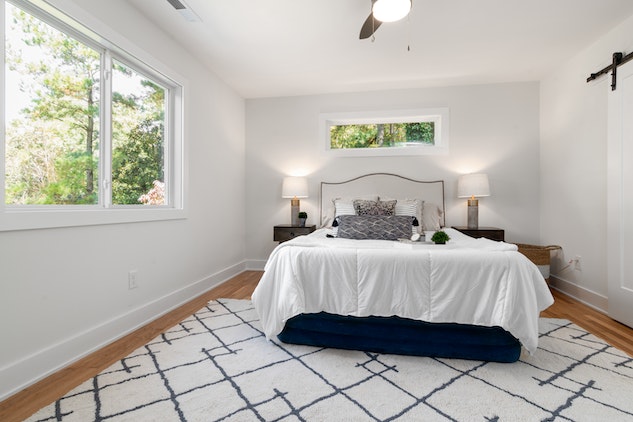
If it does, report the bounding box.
[1,0,184,230]
[321,108,449,156]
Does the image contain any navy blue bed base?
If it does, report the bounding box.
[277,312,521,363]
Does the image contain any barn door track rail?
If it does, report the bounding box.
[587,51,633,90]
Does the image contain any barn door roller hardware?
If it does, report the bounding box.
[587,51,633,90]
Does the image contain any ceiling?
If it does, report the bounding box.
[128,0,633,99]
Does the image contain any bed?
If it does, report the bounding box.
[252,173,554,363]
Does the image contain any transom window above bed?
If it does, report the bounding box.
[320,108,449,156]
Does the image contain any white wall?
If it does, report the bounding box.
[540,14,633,311]
[0,0,246,399]
[245,82,541,265]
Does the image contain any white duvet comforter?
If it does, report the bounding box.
[252,228,554,354]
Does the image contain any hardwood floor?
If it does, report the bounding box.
[0,271,261,422]
[541,288,633,356]
[1,270,632,422]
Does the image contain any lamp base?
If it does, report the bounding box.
[467,199,479,229]
[290,198,300,226]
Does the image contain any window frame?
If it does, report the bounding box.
[1,0,186,231]
[320,108,449,157]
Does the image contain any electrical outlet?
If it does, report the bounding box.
[128,270,138,289]
[574,256,582,271]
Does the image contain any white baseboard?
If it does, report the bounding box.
[548,275,608,314]
[245,259,266,271]
[0,261,247,401]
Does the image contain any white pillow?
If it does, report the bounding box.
[422,202,443,231]
[394,198,423,234]
[334,199,356,216]
[330,199,361,235]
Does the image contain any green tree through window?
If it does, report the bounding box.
[5,4,100,204]
[4,2,167,206]
[330,121,435,149]
[111,61,165,205]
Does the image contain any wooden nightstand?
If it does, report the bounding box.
[452,226,505,241]
[274,224,316,243]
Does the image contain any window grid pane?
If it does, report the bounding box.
[4,2,100,205]
[111,60,166,206]
[330,121,436,150]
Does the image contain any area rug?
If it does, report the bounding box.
[27,299,633,421]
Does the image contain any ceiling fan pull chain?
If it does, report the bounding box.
[371,8,376,42]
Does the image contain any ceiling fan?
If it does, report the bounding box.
[359,0,412,39]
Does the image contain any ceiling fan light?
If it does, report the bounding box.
[372,0,411,23]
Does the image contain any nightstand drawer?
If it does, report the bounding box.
[452,226,505,241]
[274,225,316,243]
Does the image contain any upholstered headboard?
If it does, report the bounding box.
[319,173,445,228]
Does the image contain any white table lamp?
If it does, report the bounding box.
[282,177,308,226]
[457,173,490,229]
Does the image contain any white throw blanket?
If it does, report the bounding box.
[252,228,554,354]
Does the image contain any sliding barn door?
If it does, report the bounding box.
[608,59,633,328]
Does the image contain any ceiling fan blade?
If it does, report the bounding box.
[359,13,382,39]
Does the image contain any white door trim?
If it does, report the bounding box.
[607,58,633,328]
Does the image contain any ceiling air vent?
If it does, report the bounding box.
[166,0,186,10]
[166,0,201,22]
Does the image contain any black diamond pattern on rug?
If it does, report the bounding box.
[27,299,633,421]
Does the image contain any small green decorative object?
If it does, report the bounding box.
[431,230,450,244]
[298,211,308,227]
[298,211,307,219]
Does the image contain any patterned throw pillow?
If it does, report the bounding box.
[353,199,396,216]
[335,215,415,240]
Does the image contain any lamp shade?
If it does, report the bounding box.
[372,0,411,22]
[457,174,490,198]
[282,177,308,198]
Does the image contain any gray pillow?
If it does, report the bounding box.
[335,215,416,240]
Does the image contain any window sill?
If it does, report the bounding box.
[0,207,187,232]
